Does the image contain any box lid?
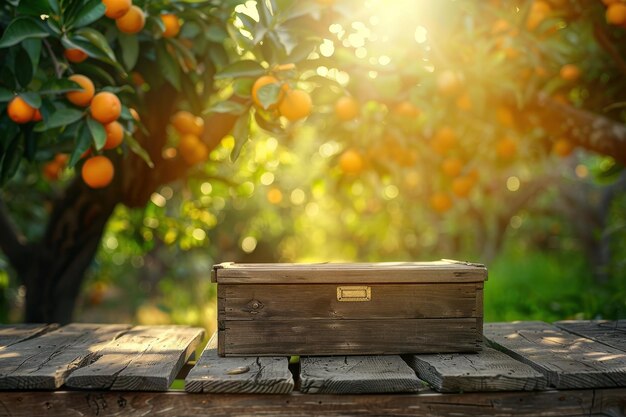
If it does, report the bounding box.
[211,260,487,284]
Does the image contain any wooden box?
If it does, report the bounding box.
[212,260,487,357]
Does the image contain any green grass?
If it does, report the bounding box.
[484,244,626,322]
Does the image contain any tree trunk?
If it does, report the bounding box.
[22,179,120,323]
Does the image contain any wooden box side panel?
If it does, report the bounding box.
[219,318,480,356]
[218,283,482,321]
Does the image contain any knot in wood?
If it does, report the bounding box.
[245,299,264,314]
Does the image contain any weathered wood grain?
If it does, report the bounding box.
[404,345,547,392]
[219,318,481,356]
[0,324,130,390]
[65,326,204,391]
[213,260,487,284]
[555,320,626,352]
[0,324,58,349]
[299,355,424,394]
[0,388,625,416]
[219,283,482,320]
[485,321,626,389]
[185,333,293,394]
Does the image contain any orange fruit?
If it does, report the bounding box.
[54,153,69,166]
[7,96,36,124]
[491,19,510,35]
[441,157,464,177]
[171,111,204,136]
[393,101,420,117]
[116,5,146,34]
[161,14,181,38]
[267,187,283,204]
[64,48,88,63]
[278,89,312,121]
[90,92,121,124]
[32,108,43,121]
[437,70,461,96]
[252,75,283,109]
[607,3,626,24]
[82,155,114,188]
[431,127,457,155]
[339,149,364,174]
[131,71,145,86]
[66,74,95,107]
[496,137,517,159]
[43,161,62,181]
[103,121,124,149]
[496,106,514,127]
[102,0,131,19]
[430,193,452,213]
[552,138,574,157]
[526,1,552,30]
[452,176,474,198]
[335,96,359,121]
[455,93,472,111]
[178,134,208,165]
[560,64,580,81]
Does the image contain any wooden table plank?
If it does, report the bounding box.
[65,325,204,391]
[185,333,293,394]
[0,324,58,349]
[299,355,425,394]
[555,320,626,352]
[0,388,625,416]
[0,324,130,390]
[484,321,626,389]
[404,345,547,392]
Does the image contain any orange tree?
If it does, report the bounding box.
[0,0,326,322]
[2,0,626,322]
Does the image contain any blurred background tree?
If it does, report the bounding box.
[0,0,625,330]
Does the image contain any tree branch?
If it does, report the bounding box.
[0,197,28,270]
[530,94,626,166]
[592,22,626,78]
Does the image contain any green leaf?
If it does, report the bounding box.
[0,88,12,103]
[256,83,282,109]
[125,133,154,168]
[156,43,181,90]
[40,78,83,94]
[69,0,106,29]
[86,116,106,150]
[48,0,60,14]
[230,112,250,162]
[204,100,248,115]
[0,134,22,185]
[0,16,50,48]
[17,0,53,15]
[256,0,273,26]
[118,33,139,71]
[215,60,265,79]
[74,62,116,85]
[22,39,42,71]
[206,25,229,42]
[24,126,37,162]
[68,124,91,167]
[73,27,117,61]
[36,108,84,131]
[233,78,254,98]
[287,40,320,64]
[20,92,41,108]
[15,48,33,88]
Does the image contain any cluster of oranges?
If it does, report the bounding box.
[6,96,42,124]
[42,154,69,182]
[251,75,312,121]
[102,0,145,34]
[603,0,626,26]
[171,110,208,165]
[63,74,123,189]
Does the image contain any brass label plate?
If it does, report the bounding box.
[337,286,371,302]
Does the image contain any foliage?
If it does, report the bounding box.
[1,0,626,324]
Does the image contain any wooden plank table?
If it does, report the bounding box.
[0,321,624,416]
